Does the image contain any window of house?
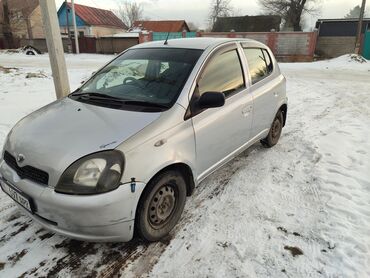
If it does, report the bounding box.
[198,49,245,97]
[243,48,270,85]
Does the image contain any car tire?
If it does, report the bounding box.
[135,170,187,242]
[261,111,284,148]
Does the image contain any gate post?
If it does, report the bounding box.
[267,30,278,54]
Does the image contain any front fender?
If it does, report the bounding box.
[118,118,197,188]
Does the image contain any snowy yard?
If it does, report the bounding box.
[0,52,369,277]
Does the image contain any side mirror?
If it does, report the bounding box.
[198,92,225,109]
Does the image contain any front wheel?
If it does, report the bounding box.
[135,170,187,242]
[261,111,284,148]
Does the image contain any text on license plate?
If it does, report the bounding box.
[1,181,32,212]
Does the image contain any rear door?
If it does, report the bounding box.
[242,47,280,137]
[189,43,254,179]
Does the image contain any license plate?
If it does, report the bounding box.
[1,180,33,213]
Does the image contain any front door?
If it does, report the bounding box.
[190,44,254,180]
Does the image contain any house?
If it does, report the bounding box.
[0,0,44,40]
[57,2,127,38]
[132,20,190,32]
[315,18,370,59]
[212,15,281,32]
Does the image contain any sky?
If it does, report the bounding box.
[55,0,370,30]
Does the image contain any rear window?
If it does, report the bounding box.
[243,48,273,85]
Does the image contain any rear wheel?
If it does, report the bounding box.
[136,170,187,242]
[261,111,284,148]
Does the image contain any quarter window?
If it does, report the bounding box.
[243,48,272,85]
[263,49,273,73]
[198,49,245,97]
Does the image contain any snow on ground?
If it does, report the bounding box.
[0,53,369,277]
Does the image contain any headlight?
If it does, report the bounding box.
[55,150,124,195]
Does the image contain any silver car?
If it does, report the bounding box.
[0,38,287,242]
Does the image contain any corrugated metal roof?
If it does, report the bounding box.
[317,18,370,23]
[66,2,127,29]
[133,20,189,32]
[212,16,281,32]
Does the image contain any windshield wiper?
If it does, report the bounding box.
[123,100,170,109]
[71,92,122,101]
[71,92,169,110]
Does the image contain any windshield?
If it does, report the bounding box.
[70,48,203,112]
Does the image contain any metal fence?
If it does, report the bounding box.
[3,31,318,61]
[152,32,197,41]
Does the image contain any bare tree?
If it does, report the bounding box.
[345,5,368,19]
[187,22,199,31]
[259,0,320,31]
[208,0,233,29]
[116,0,143,29]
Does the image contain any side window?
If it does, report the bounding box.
[243,48,269,85]
[262,49,273,74]
[198,49,244,97]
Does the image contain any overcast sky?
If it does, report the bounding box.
[55,0,370,30]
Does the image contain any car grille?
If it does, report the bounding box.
[3,151,49,186]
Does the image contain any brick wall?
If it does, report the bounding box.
[200,32,318,62]
[29,6,45,39]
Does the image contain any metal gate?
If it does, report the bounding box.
[72,37,96,53]
[363,30,370,60]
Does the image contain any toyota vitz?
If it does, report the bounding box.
[0,38,287,242]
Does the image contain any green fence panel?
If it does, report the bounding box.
[363,31,370,60]
[152,32,197,41]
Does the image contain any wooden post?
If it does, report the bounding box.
[71,0,80,54]
[355,0,367,54]
[39,0,70,99]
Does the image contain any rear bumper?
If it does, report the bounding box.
[0,160,145,242]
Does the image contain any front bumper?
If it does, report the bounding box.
[0,160,145,242]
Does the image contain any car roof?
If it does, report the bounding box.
[130,37,264,50]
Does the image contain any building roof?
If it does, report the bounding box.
[316,18,370,23]
[65,2,127,29]
[212,15,281,32]
[132,20,189,32]
[315,18,370,36]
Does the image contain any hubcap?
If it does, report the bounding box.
[149,185,176,227]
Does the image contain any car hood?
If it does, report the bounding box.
[3,97,161,187]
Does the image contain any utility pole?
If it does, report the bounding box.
[39,0,70,99]
[65,0,72,53]
[354,0,367,54]
[71,0,80,54]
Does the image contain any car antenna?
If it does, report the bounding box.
[164,32,170,45]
